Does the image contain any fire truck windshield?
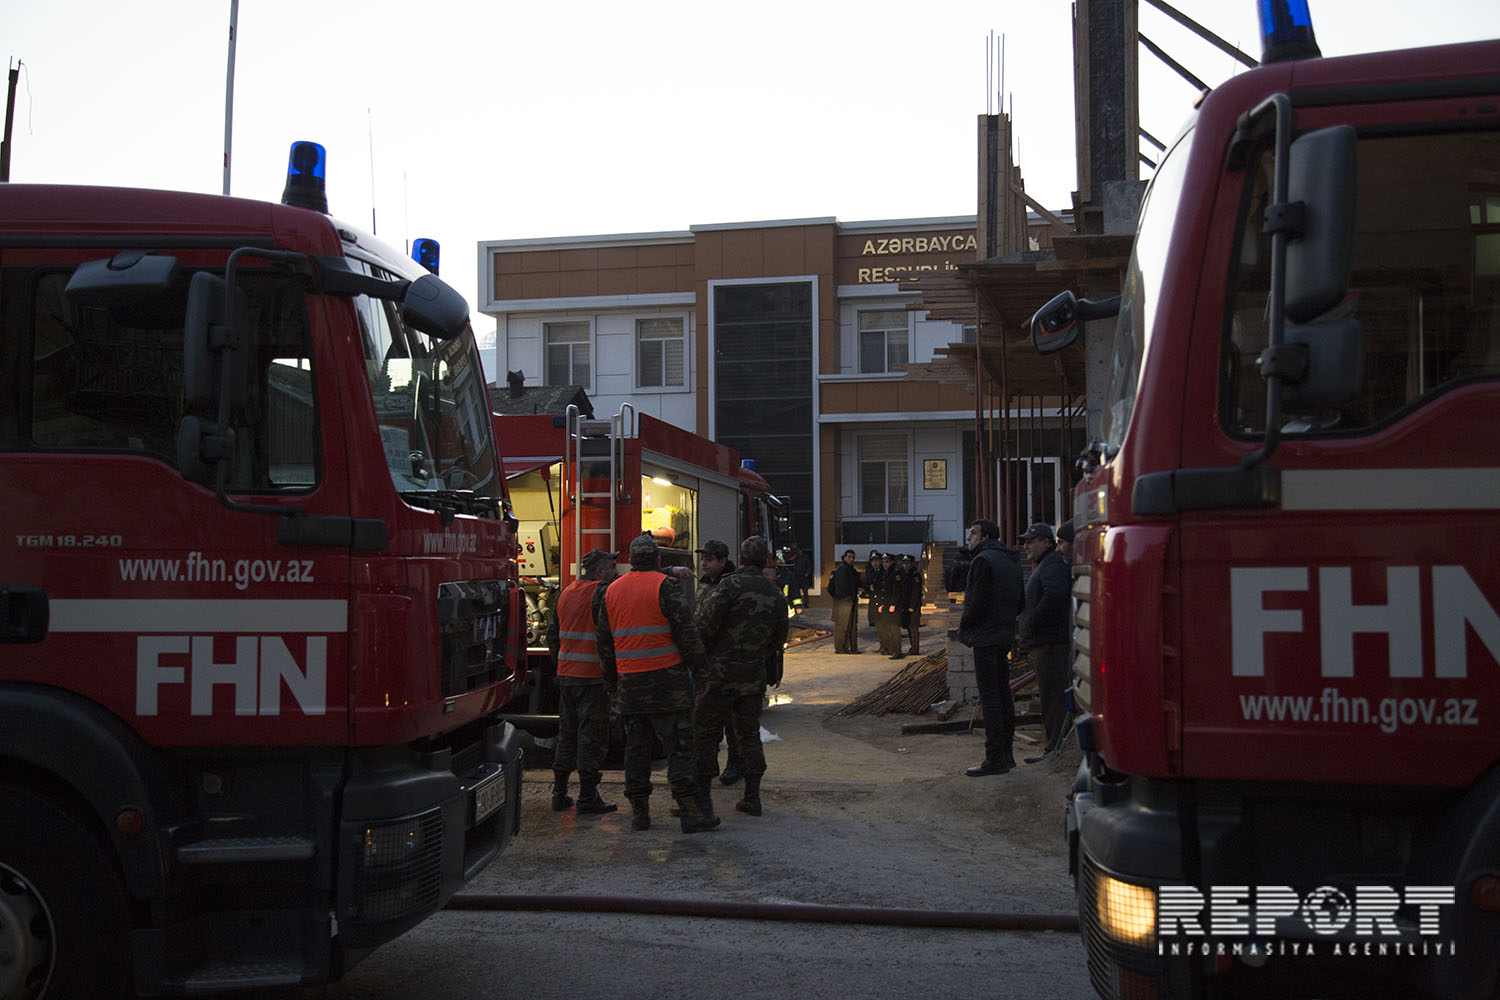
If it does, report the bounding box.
[351,261,499,505]
[1101,124,1196,455]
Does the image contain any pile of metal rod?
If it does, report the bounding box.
[837,649,948,717]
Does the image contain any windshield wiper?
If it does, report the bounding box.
[400,489,499,521]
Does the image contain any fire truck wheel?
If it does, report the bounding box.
[0,783,130,1000]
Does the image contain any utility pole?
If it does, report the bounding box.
[222,0,238,195]
[2,61,19,182]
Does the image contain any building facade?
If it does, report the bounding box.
[481,213,1076,591]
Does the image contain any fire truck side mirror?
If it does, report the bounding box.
[1285,125,1357,324]
[1031,290,1079,353]
[1281,314,1365,412]
[176,415,234,486]
[1031,291,1120,355]
[400,273,469,340]
[182,271,250,411]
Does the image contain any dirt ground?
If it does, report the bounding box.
[286,605,1097,1000]
[477,604,1086,919]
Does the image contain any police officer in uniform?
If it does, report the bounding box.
[876,553,905,659]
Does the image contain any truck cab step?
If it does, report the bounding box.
[175,835,316,864]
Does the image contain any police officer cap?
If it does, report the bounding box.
[581,548,617,571]
[694,539,729,559]
[1018,523,1055,543]
[628,533,659,559]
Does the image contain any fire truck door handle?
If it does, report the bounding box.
[1,586,49,644]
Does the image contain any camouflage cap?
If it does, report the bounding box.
[580,548,617,572]
[628,533,659,562]
[694,539,729,559]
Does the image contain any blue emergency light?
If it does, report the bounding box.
[280,141,328,214]
[1258,0,1321,63]
[413,238,440,275]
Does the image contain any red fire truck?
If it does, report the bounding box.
[1030,7,1500,999]
[0,144,526,995]
[495,403,792,716]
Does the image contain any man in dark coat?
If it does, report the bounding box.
[863,549,884,632]
[958,519,1025,776]
[828,548,862,653]
[899,552,923,656]
[1018,523,1073,762]
[874,553,904,658]
[694,535,790,818]
[597,534,717,833]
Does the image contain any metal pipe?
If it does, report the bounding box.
[446,892,1079,933]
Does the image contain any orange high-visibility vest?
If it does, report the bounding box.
[555,578,602,679]
[604,570,681,674]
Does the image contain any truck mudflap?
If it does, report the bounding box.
[1076,764,1500,1000]
[334,718,522,958]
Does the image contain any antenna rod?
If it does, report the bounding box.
[368,108,377,233]
[222,0,238,195]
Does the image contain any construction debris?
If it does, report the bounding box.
[785,616,834,649]
[838,648,948,717]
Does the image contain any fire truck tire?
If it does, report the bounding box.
[0,783,130,1000]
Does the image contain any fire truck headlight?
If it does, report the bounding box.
[362,816,428,867]
[1096,873,1157,947]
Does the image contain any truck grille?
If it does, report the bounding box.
[437,579,512,697]
[1071,566,1092,712]
[353,808,444,925]
[1080,856,1162,1000]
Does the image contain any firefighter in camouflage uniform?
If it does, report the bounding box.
[597,534,718,833]
[692,535,789,818]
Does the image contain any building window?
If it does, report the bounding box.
[636,317,685,388]
[859,434,909,514]
[544,321,590,386]
[858,308,909,373]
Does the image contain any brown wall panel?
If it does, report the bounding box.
[762,227,806,275]
[597,246,636,269]
[520,272,562,299]
[596,269,636,296]
[557,248,599,271]
[721,229,763,276]
[820,382,858,413]
[556,270,600,297]
[495,273,524,300]
[519,250,561,273]
[694,231,723,280]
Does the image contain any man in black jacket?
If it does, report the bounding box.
[828,549,862,653]
[1017,523,1073,762]
[958,519,1025,775]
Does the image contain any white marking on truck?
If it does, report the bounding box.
[135,635,327,716]
[1231,566,1500,678]
[48,599,347,633]
[1281,469,1500,511]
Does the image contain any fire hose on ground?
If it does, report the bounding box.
[446,893,1079,932]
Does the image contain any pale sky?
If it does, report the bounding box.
[6,1,1498,352]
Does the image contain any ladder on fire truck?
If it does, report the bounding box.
[562,402,634,576]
